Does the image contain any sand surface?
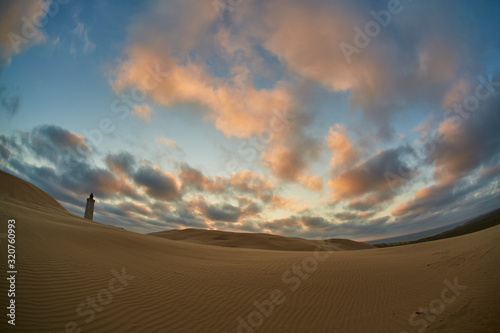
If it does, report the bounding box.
[0,170,499,332]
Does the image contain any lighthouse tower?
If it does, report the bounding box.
[84,193,95,220]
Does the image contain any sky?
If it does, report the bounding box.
[0,0,499,241]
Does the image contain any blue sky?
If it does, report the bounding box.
[1,0,499,241]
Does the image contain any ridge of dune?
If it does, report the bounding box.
[149,228,375,251]
[0,169,66,211]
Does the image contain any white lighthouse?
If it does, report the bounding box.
[84,193,95,220]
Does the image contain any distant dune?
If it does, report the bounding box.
[1,169,499,332]
[149,228,375,251]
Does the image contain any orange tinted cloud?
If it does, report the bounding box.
[132,104,153,122]
[111,45,294,138]
[0,0,46,64]
[326,124,360,169]
[179,163,275,196]
[269,195,307,212]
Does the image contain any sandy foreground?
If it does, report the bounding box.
[0,172,499,332]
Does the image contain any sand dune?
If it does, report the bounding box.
[0,170,499,332]
[149,229,375,251]
[0,169,65,211]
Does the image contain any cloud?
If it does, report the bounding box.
[442,78,470,110]
[0,87,21,116]
[133,164,181,201]
[65,165,140,201]
[334,210,376,222]
[238,0,493,140]
[259,213,393,239]
[229,169,274,193]
[132,104,153,122]
[178,163,219,192]
[0,125,272,232]
[109,0,487,189]
[268,195,307,212]
[329,145,416,201]
[300,216,332,230]
[347,193,393,212]
[155,136,182,151]
[186,196,262,223]
[109,1,326,189]
[261,121,323,187]
[206,202,258,222]
[105,151,136,176]
[413,115,435,142]
[0,0,47,68]
[393,89,500,217]
[3,1,500,239]
[118,201,152,218]
[22,124,91,167]
[334,212,361,222]
[72,21,96,53]
[178,162,275,196]
[326,124,360,169]
[111,45,294,139]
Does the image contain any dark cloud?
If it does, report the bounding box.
[329,145,417,201]
[347,198,376,212]
[1,126,140,203]
[105,151,136,176]
[189,196,262,223]
[204,203,243,222]
[261,216,302,235]
[134,164,180,201]
[393,175,499,219]
[156,206,208,229]
[118,201,152,217]
[432,91,500,182]
[300,216,331,229]
[260,213,395,240]
[22,125,91,167]
[178,163,218,192]
[0,144,10,159]
[0,134,18,160]
[0,133,21,153]
[0,87,20,116]
[394,90,500,217]
[335,212,361,222]
[347,192,395,211]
